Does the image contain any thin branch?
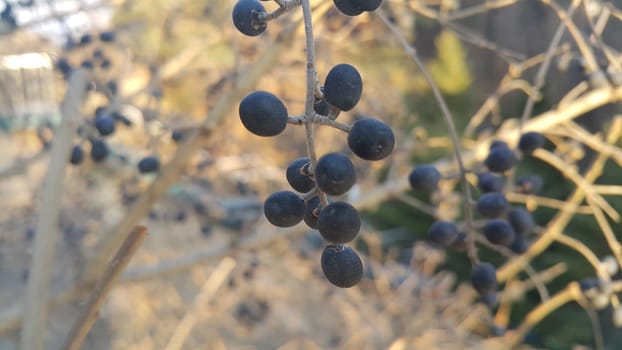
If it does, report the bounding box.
[498,117,622,282]
[376,9,478,265]
[300,0,329,208]
[62,226,148,350]
[20,69,89,350]
[554,232,608,279]
[532,149,619,222]
[506,282,582,345]
[164,257,236,350]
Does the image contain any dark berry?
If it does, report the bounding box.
[92,49,104,59]
[515,175,543,195]
[55,58,72,77]
[323,64,363,111]
[304,196,321,229]
[485,146,516,173]
[333,0,363,16]
[317,202,361,244]
[314,153,356,196]
[508,207,535,235]
[99,30,116,42]
[477,172,504,193]
[69,145,84,165]
[490,140,509,150]
[408,165,441,192]
[347,117,395,161]
[100,58,112,69]
[232,0,267,37]
[314,96,331,116]
[239,91,288,137]
[471,262,497,296]
[476,192,509,219]
[79,33,92,46]
[95,106,107,118]
[427,221,458,247]
[358,0,383,11]
[509,235,529,254]
[286,157,315,193]
[80,60,94,70]
[579,278,601,292]
[518,132,545,155]
[138,156,159,173]
[321,245,363,288]
[94,115,116,136]
[171,129,187,142]
[90,139,109,162]
[201,225,212,236]
[263,191,305,227]
[483,219,515,246]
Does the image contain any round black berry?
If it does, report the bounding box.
[518,132,544,155]
[508,207,535,235]
[55,58,72,77]
[471,262,497,296]
[94,115,116,136]
[69,145,84,165]
[317,201,361,244]
[476,192,509,219]
[323,64,363,111]
[427,221,459,247]
[509,235,529,254]
[79,33,92,46]
[171,129,187,143]
[90,139,109,162]
[304,196,321,229]
[515,175,543,195]
[485,146,516,173]
[80,60,94,70]
[286,157,315,193]
[333,0,363,16]
[408,165,441,192]
[477,172,504,193]
[315,153,356,196]
[483,219,515,246]
[232,0,267,37]
[239,91,288,137]
[490,140,509,150]
[358,0,383,11]
[321,245,363,288]
[347,117,395,161]
[99,30,116,42]
[138,156,160,173]
[263,191,305,227]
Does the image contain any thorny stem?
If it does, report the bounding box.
[376,10,479,265]
[301,0,329,208]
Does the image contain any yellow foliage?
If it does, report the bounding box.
[429,30,472,94]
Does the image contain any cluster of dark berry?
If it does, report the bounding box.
[409,131,545,302]
[233,0,392,288]
[53,30,173,175]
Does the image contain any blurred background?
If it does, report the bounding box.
[0,0,621,349]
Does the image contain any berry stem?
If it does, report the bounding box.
[376,10,479,265]
[301,0,329,207]
[258,0,302,22]
[287,115,351,132]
